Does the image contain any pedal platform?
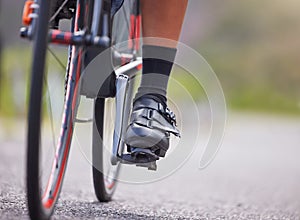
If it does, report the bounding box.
[119,148,159,171]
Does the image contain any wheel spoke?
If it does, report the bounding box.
[47,47,66,71]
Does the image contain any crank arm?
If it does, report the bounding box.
[111,74,129,165]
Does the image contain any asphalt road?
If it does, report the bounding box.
[1,112,300,219]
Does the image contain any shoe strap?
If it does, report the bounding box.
[133,98,178,126]
[131,108,180,137]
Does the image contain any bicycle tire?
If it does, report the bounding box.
[93,98,116,202]
[92,0,141,202]
[26,0,86,219]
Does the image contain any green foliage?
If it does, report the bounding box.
[0,47,31,117]
[2,0,300,118]
[168,69,206,102]
[0,46,67,118]
[196,0,300,115]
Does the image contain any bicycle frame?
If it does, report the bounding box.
[21,0,143,170]
[22,0,144,218]
[21,0,141,95]
[21,0,110,47]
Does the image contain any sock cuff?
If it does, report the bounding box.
[142,45,177,63]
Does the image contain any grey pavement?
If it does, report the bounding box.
[1,112,300,219]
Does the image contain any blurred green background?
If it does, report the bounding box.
[0,0,300,118]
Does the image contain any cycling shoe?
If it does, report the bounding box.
[125,95,180,160]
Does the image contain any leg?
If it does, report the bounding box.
[141,0,188,47]
[124,0,188,165]
[134,0,188,102]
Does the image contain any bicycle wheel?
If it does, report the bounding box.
[26,0,87,219]
[92,0,142,202]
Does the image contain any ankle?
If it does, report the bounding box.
[133,93,167,108]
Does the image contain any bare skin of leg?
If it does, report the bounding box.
[141,0,188,47]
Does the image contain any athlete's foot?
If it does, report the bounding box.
[124,94,180,164]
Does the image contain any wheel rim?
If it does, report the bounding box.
[38,46,81,210]
[27,1,83,212]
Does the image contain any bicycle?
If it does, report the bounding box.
[20,0,148,219]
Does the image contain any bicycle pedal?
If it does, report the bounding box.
[131,148,159,161]
[120,151,158,164]
[154,148,167,157]
[120,148,159,171]
[74,118,93,123]
[120,154,158,171]
[136,161,157,171]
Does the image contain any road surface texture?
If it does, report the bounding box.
[1,112,300,219]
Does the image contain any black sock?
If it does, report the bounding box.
[134,45,177,105]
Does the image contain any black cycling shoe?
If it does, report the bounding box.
[124,95,180,163]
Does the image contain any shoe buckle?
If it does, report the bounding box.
[146,119,153,128]
[158,103,164,112]
[165,107,177,126]
[143,109,152,128]
[146,109,153,120]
